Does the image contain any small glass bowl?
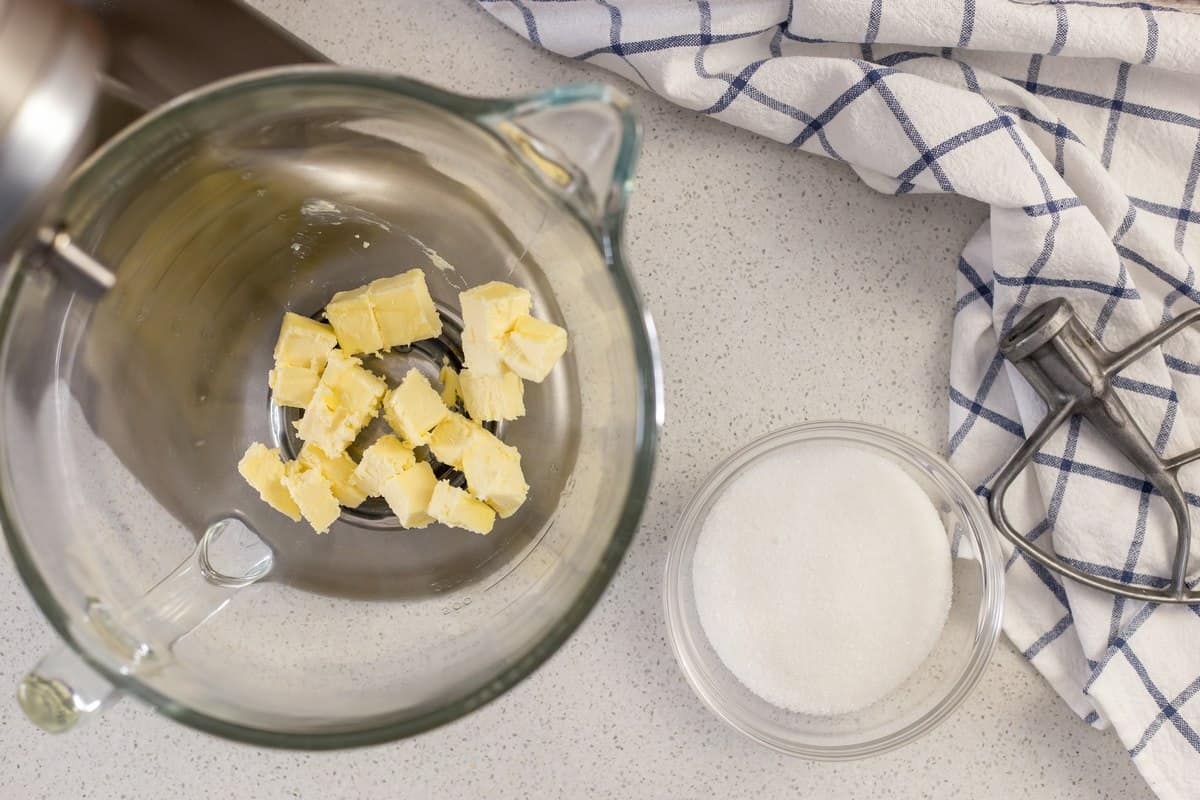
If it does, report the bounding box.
[663,421,1004,760]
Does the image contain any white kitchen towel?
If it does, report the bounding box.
[478,1,1200,796]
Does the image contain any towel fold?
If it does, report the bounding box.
[479,1,1200,796]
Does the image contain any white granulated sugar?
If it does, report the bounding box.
[693,443,952,716]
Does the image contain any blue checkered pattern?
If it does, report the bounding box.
[480,0,1200,795]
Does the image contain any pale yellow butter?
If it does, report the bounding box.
[270,313,338,408]
[325,285,384,354]
[460,282,531,374]
[384,368,451,444]
[428,480,496,535]
[325,270,442,354]
[428,412,480,469]
[461,429,528,518]
[237,443,301,521]
[295,350,386,455]
[369,270,442,347]
[440,363,460,408]
[502,315,568,383]
[459,368,525,421]
[380,460,437,528]
[298,442,367,508]
[282,461,341,534]
[297,385,348,454]
[461,282,532,340]
[353,434,416,496]
[274,312,338,368]
[247,274,549,534]
[268,364,321,409]
[462,328,501,377]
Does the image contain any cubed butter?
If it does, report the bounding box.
[428,412,480,469]
[328,348,388,403]
[459,368,525,421]
[368,270,442,347]
[297,386,350,455]
[282,462,341,533]
[461,281,532,340]
[384,368,451,444]
[428,480,496,535]
[298,442,367,508]
[326,271,444,354]
[460,282,530,374]
[461,429,528,518]
[274,312,337,369]
[295,350,386,455]
[440,363,460,408]
[268,364,321,408]
[380,460,437,528]
[462,328,502,377]
[237,443,301,521]
[325,285,384,354]
[353,434,417,496]
[270,313,338,407]
[501,315,568,383]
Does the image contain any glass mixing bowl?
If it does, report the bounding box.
[0,67,661,746]
[664,421,1003,759]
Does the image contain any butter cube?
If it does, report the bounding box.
[459,368,525,421]
[282,461,341,533]
[268,364,321,409]
[502,315,568,383]
[460,282,530,374]
[462,328,501,377]
[461,429,528,518]
[297,386,346,454]
[440,363,460,408]
[428,480,496,535]
[369,270,442,347]
[353,434,417,496]
[380,460,437,528]
[384,368,450,444]
[461,282,532,340]
[325,348,388,403]
[298,442,367,508]
[270,313,338,408]
[320,347,370,387]
[237,443,301,521]
[428,412,480,469]
[325,285,384,354]
[274,312,337,369]
[326,271,444,354]
[295,350,386,455]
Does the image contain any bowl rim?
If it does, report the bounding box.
[0,65,663,749]
[662,420,1005,760]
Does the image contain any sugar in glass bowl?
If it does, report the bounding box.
[663,421,1004,759]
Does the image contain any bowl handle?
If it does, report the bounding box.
[478,84,641,233]
[16,518,272,733]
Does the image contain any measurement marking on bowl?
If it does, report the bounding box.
[441,596,473,615]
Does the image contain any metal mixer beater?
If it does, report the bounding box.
[991,298,1200,604]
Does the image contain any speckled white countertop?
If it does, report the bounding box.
[0,2,1157,798]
